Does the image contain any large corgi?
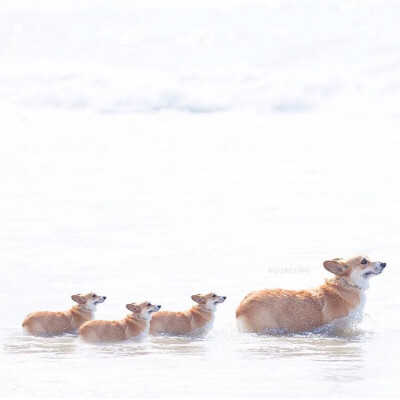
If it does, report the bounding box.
[150,293,226,336]
[78,301,161,343]
[22,292,106,336]
[236,255,386,333]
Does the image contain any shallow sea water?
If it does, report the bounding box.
[1,110,399,398]
[1,1,400,398]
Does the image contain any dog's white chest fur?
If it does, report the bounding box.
[321,291,366,334]
[191,314,215,336]
[349,291,366,320]
[136,321,150,340]
[125,320,150,341]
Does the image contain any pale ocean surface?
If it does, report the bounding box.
[0,0,400,398]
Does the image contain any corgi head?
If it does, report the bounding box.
[126,302,161,320]
[191,292,227,311]
[323,255,386,290]
[71,292,107,311]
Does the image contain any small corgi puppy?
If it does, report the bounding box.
[236,255,386,334]
[78,302,161,343]
[150,293,226,336]
[22,292,106,336]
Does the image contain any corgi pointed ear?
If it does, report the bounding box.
[323,259,349,276]
[191,294,206,304]
[71,294,85,304]
[126,303,141,313]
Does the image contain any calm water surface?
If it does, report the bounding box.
[1,109,399,399]
[1,1,400,397]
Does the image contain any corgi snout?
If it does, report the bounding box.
[150,305,162,313]
[363,260,387,278]
[214,296,226,305]
[95,296,107,304]
[373,261,386,274]
[146,303,161,312]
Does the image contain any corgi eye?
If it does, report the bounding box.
[212,294,216,297]
[92,294,96,297]
[147,303,151,307]
[361,259,367,264]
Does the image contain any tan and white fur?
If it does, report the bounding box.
[150,293,226,336]
[22,292,106,336]
[78,302,161,343]
[236,255,386,334]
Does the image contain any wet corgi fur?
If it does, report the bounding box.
[22,292,106,336]
[78,302,161,343]
[150,293,226,336]
[236,255,386,334]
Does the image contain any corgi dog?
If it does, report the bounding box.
[22,292,106,336]
[78,302,161,343]
[236,255,386,334]
[150,293,226,336]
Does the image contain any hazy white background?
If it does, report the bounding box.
[0,0,399,398]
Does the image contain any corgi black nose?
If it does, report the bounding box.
[380,263,386,268]
[103,296,107,300]
[223,296,227,300]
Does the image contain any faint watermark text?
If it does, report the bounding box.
[267,267,310,274]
